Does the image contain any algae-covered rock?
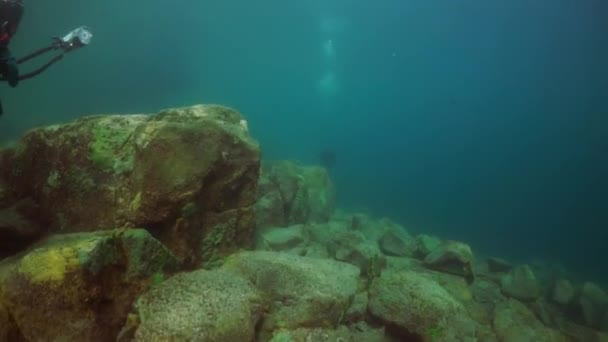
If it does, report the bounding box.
[493,299,569,342]
[368,270,477,341]
[1,104,260,266]
[0,229,177,341]
[577,282,608,328]
[500,264,542,301]
[378,228,415,257]
[327,230,386,278]
[552,279,576,305]
[133,269,264,342]
[423,240,475,283]
[256,161,335,229]
[268,323,391,342]
[223,251,360,336]
[414,234,442,259]
[257,224,307,251]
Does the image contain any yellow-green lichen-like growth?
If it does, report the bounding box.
[88,118,136,174]
[17,238,100,284]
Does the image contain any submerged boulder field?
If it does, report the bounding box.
[0,103,607,341]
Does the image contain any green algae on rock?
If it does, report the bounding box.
[132,269,264,342]
[1,104,260,266]
[0,228,177,341]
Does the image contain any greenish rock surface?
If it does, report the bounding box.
[423,240,475,283]
[256,161,335,229]
[223,251,360,337]
[414,234,442,259]
[378,228,415,257]
[578,282,608,329]
[0,104,260,266]
[0,229,177,341]
[368,270,477,341]
[493,299,568,342]
[552,279,576,305]
[258,225,306,251]
[500,264,542,301]
[268,323,392,342]
[327,230,386,278]
[133,269,264,342]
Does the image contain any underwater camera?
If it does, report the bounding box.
[53,26,93,52]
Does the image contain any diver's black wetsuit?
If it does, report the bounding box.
[0,0,22,88]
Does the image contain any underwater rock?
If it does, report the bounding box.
[344,291,369,323]
[257,224,306,251]
[222,251,360,338]
[132,269,264,342]
[256,160,335,229]
[378,227,415,257]
[0,198,43,258]
[552,279,576,305]
[268,323,390,342]
[0,299,21,341]
[560,320,605,342]
[469,279,505,326]
[413,234,442,259]
[0,229,177,341]
[1,104,260,266]
[500,264,542,301]
[385,255,421,272]
[493,299,569,342]
[577,282,608,329]
[486,257,514,273]
[423,240,475,283]
[368,270,477,341]
[327,230,386,279]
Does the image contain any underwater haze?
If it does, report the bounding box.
[3,0,608,280]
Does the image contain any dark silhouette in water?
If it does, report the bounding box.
[318,149,336,169]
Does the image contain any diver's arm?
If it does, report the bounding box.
[0,46,19,87]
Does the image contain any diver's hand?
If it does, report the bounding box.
[5,57,18,87]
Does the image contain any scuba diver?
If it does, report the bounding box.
[0,0,92,115]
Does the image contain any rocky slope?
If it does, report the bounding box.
[0,104,606,341]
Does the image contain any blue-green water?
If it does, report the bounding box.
[2,0,607,280]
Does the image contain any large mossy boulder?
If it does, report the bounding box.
[0,104,260,266]
[222,251,360,338]
[256,160,335,229]
[0,229,177,341]
[132,269,264,342]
